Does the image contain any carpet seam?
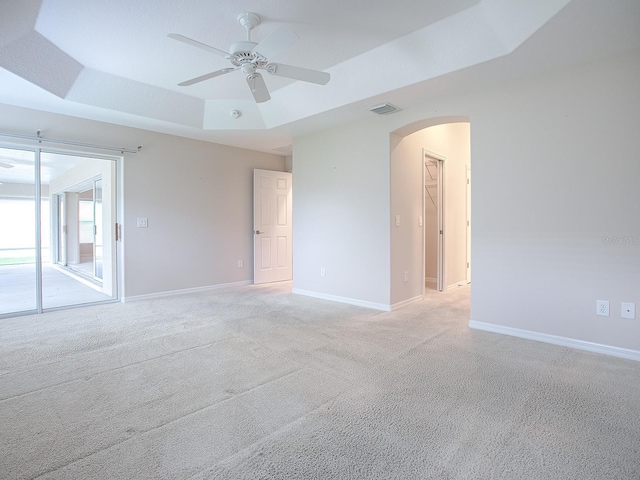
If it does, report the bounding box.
[28,367,305,479]
[0,335,237,402]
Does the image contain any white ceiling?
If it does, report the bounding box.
[0,0,639,155]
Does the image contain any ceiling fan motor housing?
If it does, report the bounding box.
[229,42,268,74]
[229,41,257,55]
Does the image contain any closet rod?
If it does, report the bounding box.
[0,130,142,154]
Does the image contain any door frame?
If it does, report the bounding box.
[53,176,104,283]
[93,177,102,279]
[422,148,446,296]
[56,192,67,267]
[466,166,471,284]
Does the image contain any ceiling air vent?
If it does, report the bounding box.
[369,103,400,115]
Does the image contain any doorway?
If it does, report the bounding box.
[423,149,445,293]
[0,146,119,317]
[54,178,104,283]
[389,119,470,308]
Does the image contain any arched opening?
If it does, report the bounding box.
[390,116,471,308]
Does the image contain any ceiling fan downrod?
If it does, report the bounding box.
[237,12,260,41]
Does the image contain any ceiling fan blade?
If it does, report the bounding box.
[178,68,236,87]
[266,63,330,85]
[167,33,228,57]
[0,161,14,169]
[252,25,298,59]
[246,73,271,103]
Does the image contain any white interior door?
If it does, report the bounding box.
[253,169,292,284]
[466,166,471,284]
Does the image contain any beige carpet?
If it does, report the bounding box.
[1,283,639,479]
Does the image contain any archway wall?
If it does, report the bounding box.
[390,121,470,306]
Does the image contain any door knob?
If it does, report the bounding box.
[254,230,263,234]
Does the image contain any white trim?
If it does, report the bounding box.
[122,280,253,302]
[447,282,468,291]
[425,277,437,283]
[421,150,426,300]
[292,288,391,312]
[391,295,423,311]
[469,320,640,362]
[466,165,471,284]
[423,149,447,162]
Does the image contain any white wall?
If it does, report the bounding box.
[292,119,391,308]
[466,52,640,352]
[390,123,470,305]
[123,136,283,297]
[0,103,285,299]
[293,49,640,353]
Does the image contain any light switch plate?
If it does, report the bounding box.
[136,218,148,228]
[395,215,400,227]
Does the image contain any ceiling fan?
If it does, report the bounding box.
[168,12,330,103]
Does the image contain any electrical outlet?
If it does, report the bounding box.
[320,267,326,277]
[237,260,243,268]
[596,300,609,317]
[621,302,635,319]
[395,215,401,227]
[136,217,148,228]
[404,271,409,283]
[419,216,423,227]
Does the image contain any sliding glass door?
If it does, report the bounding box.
[0,146,118,317]
[0,148,37,315]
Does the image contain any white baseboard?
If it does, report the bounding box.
[391,295,423,311]
[292,288,391,312]
[122,280,253,302]
[424,277,437,283]
[447,282,469,291]
[469,320,640,362]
